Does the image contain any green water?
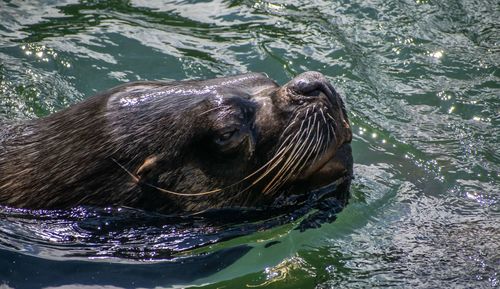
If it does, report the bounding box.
[0,0,498,288]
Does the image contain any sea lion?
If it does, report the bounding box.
[0,71,352,213]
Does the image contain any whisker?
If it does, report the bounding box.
[292,118,324,177]
[319,107,328,125]
[326,116,337,143]
[246,151,288,188]
[267,111,331,195]
[265,134,314,194]
[315,113,321,144]
[308,121,324,166]
[262,116,314,194]
[237,142,295,205]
[115,149,286,198]
[112,158,222,196]
[319,108,333,150]
[145,183,222,196]
[326,112,337,123]
[112,158,139,183]
[271,128,300,161]
[293,137,323,186]
[238,143,290,183]
[235,130,302,195]
[228,116,309,198]
[326,120,332,148]
[199,105,231,116]
[259,128,307,193]
[309,131,325,171]
[277,111,301,139]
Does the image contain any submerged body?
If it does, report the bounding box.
[0,72,352,213]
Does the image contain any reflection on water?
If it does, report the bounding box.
[0,182,347,261]
[0,0,498,288]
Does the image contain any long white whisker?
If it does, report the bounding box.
[261,121,310,193]
[262,114,316,194]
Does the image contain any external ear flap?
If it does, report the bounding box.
[136,155,159,181]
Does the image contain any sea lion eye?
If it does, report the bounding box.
[215,128,240,145]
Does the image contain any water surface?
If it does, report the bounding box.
[0,0,499,288]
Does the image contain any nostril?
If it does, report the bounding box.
[285,72,340,105]
[303,89,321,98]
[293,80,323,96]
[293,80,332,100]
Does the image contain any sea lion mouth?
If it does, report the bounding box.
[298,140,338,181]
[301,145,352,190]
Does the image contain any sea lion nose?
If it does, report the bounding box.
[287,71,338,104]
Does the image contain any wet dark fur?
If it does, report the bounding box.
[0,72,352,213]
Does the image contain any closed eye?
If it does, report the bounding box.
[215,128,240,145]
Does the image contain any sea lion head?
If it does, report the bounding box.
[0,71,352,213]
[109,71,353,212]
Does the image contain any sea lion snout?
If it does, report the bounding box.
[276,71,351,145]
[270,72,353,190]
[283,71,339,105]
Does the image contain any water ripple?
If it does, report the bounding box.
[0,0,498,288]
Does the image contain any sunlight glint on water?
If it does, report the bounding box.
[0,0,498,288]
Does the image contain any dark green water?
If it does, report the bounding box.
[0,0,499,288]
